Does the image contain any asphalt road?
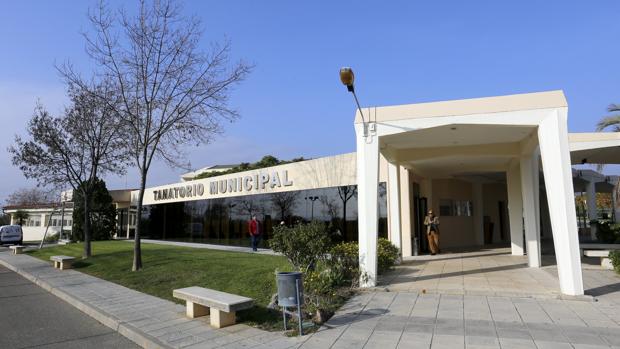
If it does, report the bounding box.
[0,250,140,348]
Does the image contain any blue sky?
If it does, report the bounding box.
[1,1,619,201]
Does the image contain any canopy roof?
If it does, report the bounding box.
[569,132,620,165]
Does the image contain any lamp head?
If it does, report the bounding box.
[339,67,355,92]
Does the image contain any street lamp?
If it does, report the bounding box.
[339,67,369,137]
[305,196,319,220]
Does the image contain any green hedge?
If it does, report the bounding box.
[610,250,620,273]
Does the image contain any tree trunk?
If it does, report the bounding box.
[132,171,146,271]
[342,200,347,239]
[83,191,92,258]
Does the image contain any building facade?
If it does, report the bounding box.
[133,90,620,297]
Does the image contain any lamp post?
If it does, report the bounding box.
[339,67,369,137]
[305,196,319,220]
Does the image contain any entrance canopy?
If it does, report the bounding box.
[569,132,620,165]
[354,90,620,297]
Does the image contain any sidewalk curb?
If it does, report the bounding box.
[0,254,173,349]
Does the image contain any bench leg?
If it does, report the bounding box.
[53,261,59,269]
[210,309,236,328]
[602,257,613,270]
[60,261,73,270]
[186,301,209,318]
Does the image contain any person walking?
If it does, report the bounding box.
[424,209,440,255]
[248,215,261,251]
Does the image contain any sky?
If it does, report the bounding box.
[0,1,619,203]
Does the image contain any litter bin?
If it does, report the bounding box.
[276,271,303,307]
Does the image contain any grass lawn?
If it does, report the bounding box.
[28,240,292,329]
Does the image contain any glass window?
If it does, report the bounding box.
[140,183,388,247]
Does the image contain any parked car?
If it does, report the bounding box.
[0,225,23,245]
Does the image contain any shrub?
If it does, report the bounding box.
[592,219,620,243]
[44,232,59,243]
[269,221,332,272]
[610,250,620,273]
[330,241,360,287]
[330,237,400,276]
[378,238,400,272]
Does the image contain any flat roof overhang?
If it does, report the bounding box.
[569,132,620,165]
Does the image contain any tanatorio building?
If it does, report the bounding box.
[132,90,619,297]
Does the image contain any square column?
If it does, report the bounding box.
[520,150,541,268]
[585,180,597,240]
[356,127,380,287]
[506,162,525,255]
[472,182,484,246]
[538,111,584,296]
[387,161,402,255]
[400,167,413,257]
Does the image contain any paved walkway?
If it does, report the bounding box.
[378,248,565,298]
[0,248,302,349]
[2,245,620,348]
[0,265,139,348]
[302,250,620,349]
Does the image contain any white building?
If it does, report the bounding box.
[3,189,136,241]
[132,90,620,297]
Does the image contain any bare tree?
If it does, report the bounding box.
[62,0,251,270]
[337,185,357,238]
[271,191,298,221]
[9,83,126,258]
[5,187,57,206]
[319,195,339,222]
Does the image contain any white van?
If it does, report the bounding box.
[0,225,23,245]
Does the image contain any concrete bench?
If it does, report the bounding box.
[173,286,254,328]
[50,255,76,270]
[583,250,614,270]
[580,244,620,255]
[9,245,25,255]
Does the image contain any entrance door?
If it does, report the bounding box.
[414,194,429,254]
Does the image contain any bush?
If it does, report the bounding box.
[44,232,59,243]
[592,219,620,243]
[378,238,400,272]
[271,224,400,325]
[610,250,620,273]
[330,237,400,276]
[269,221,332,272]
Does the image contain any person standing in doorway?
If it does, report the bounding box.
[424,209,440,255]
[248,215,261,251]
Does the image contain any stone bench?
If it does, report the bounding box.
[50,255,76,270]
[580,244,620,255]
[9,245,25,255]
[583,250,614,270]
[173,286,254,328]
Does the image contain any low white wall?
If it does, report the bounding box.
[22,226,60,242]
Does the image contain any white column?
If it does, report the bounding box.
[472,182,484,246]
[400,167,413,257]
[506,163,525,255]
[356,127,380,287]
[538,111,584,296]
[387,161,402,255]
[521,151,541,268]
[585,180,597,240]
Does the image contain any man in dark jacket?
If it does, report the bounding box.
[248,215,261,251]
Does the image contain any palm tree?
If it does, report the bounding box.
[595,105,620,221]
[596,104,620,132]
